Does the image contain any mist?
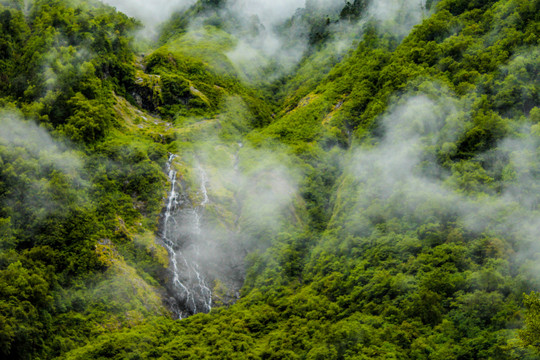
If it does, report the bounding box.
[338,89,540,283]
[100,0,197,37]
[101,0,430,83]
[0,111,89,226]
[230,0,305,27]
[161,97,303,315]
[0,111,84,181]
[189,142,300,289]
[227,0,429,83]
[369,0,429,36]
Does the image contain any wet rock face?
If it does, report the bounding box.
[131,87,155,112]
[160,155,213,319]
[130,73,209,115]
[130,73,163,113]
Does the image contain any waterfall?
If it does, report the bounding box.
[161,154,212,319]
[233,142,243,171]
[197,161,210,207]
[23,0,31,15]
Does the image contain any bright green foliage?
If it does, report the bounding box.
[520,292,540,354]
[0,0,539,359]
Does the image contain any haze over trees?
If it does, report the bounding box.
[0,0,539,359]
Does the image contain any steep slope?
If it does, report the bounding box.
[0,0,303,357]
[0,0,539,359]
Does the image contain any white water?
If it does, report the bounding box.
[233,142,243,171]
[197,161,210,207]
[161,154,212,319]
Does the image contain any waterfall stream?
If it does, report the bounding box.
[23,0,30,14]
[161,154,212,319]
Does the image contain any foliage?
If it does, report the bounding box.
[0,0,539,358]
[520,292,540,354]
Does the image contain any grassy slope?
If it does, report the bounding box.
[0,0,539,358]
[59,0,540,358]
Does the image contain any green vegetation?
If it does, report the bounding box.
[0,0,539,358]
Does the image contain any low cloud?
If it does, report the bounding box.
[0,111,88,222]
[0,111,83,179]
[100,0,197,37]
[338,89,540,283]
[104,0,430,82]
[162,97,302,315]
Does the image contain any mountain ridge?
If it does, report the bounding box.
[0,0,539,358]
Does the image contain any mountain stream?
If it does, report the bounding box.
[161,154,213,319]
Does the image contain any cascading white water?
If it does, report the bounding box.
[161,154,212,319]
[23,0,30,14]
[234,142,243,171]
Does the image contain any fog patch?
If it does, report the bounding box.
[162,97,303,315]
[100,0,197,38]
[341,90,540,283]
[369,0,429,37]
[0,111,88,221]
[0,111,84,182]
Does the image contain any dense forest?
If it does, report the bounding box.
[0,0,539,358]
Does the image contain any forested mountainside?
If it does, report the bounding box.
[0,0,539,358]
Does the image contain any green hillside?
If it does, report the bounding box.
[0,0,539,358]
